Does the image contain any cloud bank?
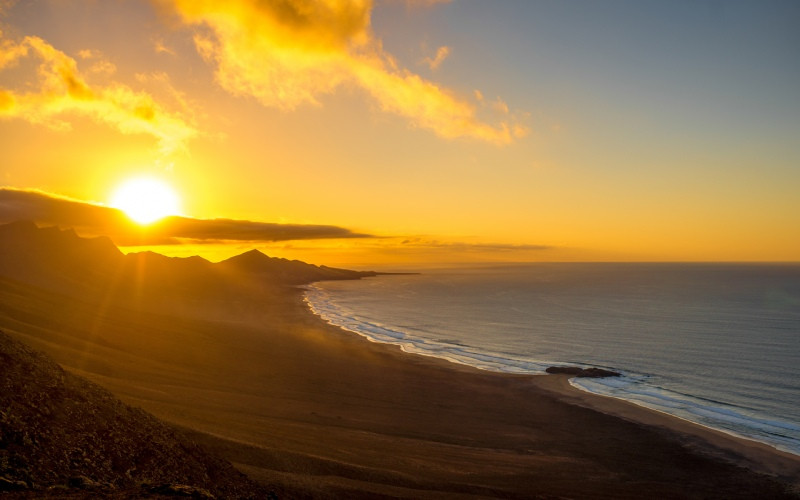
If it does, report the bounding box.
[0,31,196,156]
[160,0,526,145]
[0,188,369,245]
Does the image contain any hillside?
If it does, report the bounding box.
[0,329,270,498]
[0,221,381,497]
[2,220,795,499]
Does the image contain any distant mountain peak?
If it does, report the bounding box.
[0,220,377,291]
[219,248,275,267]
[239,249,272,261]
[216,248,377,284]
[242,248,266,256]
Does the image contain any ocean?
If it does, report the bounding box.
[304,263,800,455]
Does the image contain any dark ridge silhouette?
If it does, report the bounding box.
[0,219,381,330]
[217,248,376,284]
[0,220,377,296]
[0,329,270,498]
[0,220,122,292]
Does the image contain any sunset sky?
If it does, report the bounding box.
[1,0,798,265]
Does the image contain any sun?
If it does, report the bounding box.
[110,177,181,224]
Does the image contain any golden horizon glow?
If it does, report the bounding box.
[1,2,799,263]
[110,177,181,225]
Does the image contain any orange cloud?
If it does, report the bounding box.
[380,0,453,7]
[77,48,117,75]
[421,45,450,70]
[0,32,196,156]
[153,38,177,56]
[160,0,525,145]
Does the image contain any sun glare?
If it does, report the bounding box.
[110,177,181,224]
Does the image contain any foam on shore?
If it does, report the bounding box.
[571,375,800,456]
[304,284,554,373]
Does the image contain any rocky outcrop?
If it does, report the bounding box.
[545,366,621,378]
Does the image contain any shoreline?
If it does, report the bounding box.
[301,283,800,483]
[306,304,800,492]
[538,373,800,483]
[3,271,799,497]
[568,377,800,458]
[301,283,800,458]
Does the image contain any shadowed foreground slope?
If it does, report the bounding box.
[0,330,269,498]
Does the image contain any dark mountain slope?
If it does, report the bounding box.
[0,221,382,496]
[217,249,376,284]
[0,329,270,498]
[0,221,376,296]
[0,221,122,293]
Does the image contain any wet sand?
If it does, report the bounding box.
[1,276,798,498]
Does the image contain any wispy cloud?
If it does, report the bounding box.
[0,188,371,246]
[396,237,553,253]
[379,0,453,7]
[421,45,450,70]
[0,32,196,156]
[160,0,525,145]
[153,37,177,56]
[261,235,556,265]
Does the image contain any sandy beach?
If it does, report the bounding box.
[1,268,798,499]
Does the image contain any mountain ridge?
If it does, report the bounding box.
[218,248,376,284]
[0,220,377,294]
[0,220,379,497]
